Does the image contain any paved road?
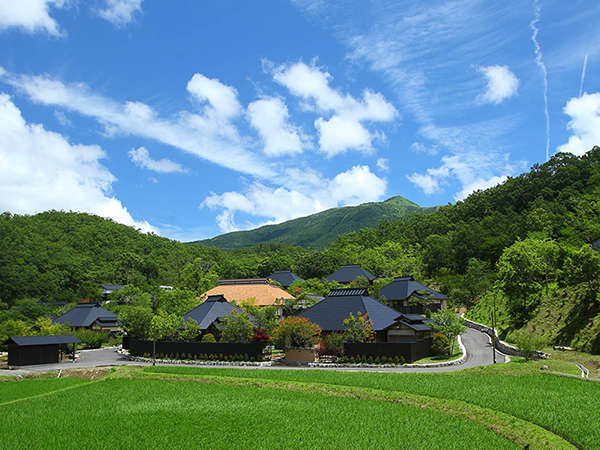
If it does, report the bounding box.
[4,327,505,375]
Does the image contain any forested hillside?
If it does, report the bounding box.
[1,149,599,352]
[198,196,436,250]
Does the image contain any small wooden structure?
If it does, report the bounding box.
[6,335,80,367]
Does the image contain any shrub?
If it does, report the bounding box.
[272,317,321,349]
[511,329,546,361]
[219,311,254,343]
[342,312,374,343]
[253,328,270,343]
[431,332,451,356]
[179,318,202,342]
[201,333,216,343]
[74,329,110,349]
[321,332,344,356]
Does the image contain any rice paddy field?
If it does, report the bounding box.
[0,362,598,449]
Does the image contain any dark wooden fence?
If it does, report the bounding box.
[126,338,267,360]
[344,338,432,363]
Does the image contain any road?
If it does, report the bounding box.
[4,327,505,374]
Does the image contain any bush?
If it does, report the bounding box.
[74,329,110,349]
[253,328,270,343]
[321,332,344,356]
[201,333,216,343]
[219,311,254,343]
[431,332,450,356]
[272,317,321,349]
[511,329,546,361]
[342,312,374,343]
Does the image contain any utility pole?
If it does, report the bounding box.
[491,292,497,364]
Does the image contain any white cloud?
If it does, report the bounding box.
[203,165,387,232]
[557,92,600,156]
[0,93,155,233]
[376,158,389,171]
[1,69,273,178]
[454,175,508,201]
[272,61,397,156]
[477,65,519,104]
[186,73,241,120]
[0,0,64,35]
[53,110,71,126]
[247,97,305,156]
[410,141,438,156]
[96,0,143,26]
[128,146,187,173]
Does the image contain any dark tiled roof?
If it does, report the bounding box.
[399,321,432,331]
[328,288,369,297]
[379,276,448,302]
[593,239,600,252]
[54,303,119,328]
[218,278,270,285]
[298,291,400,331]
[400,313,428,322]
[7,335,80,346]
[325,264,375,283]
[100,284,125,291]
[183,295,253,330]
[267,270,303,287]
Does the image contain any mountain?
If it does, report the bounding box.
[198,196,437,250]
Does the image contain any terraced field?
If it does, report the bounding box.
[0,363,597,449]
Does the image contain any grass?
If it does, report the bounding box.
[544,347,600,377]
[145,362,600,449]
[0,377,88,404]
[412,337,462,364]
[0,375,517,449]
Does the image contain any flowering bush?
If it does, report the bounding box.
[272,317,321,349]
[253,328,270,343]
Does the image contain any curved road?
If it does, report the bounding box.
[6,327,505,374]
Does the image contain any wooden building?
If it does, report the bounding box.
[6,335,80,367]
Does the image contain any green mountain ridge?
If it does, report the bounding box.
[198,196,437,250]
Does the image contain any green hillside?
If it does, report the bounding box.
[198,196,437,250]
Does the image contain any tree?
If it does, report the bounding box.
[179,318,202,342]
[151,288,199,316]
[342,312,374,343]
[119,306,153,340]
[511,330,546,361]
[559,245,600,289]
[430,309,465,355]
[149,311,181,365]
[497,238,560,325]
[272,317,321,349]
[219,310,254,343]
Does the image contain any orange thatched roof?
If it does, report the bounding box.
[203,279,294,307]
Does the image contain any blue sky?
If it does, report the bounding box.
[1,0,599,241]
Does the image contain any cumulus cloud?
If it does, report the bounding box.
[96,0,143,26]
[247,97,305,156]
[272,61,397,156]
[186,73,241,119]
[128,146,187,173]
[203,165,387,232]
[477,65,519,104]
[1,69,273,178]
[556,92,600,156]
[0,0,64,35]
[0,93,155,233]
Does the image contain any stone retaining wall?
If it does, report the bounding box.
[463,318,548,358]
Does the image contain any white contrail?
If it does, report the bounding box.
[579,54,588,97]
[530,0,550,161]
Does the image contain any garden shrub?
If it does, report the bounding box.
[201,333,216,343]
[321,332,344,356]
[432,332,451,356]
[342,312,374,343]
[272,317,321,349]
[219,311,254,343]
[74,329,110,349]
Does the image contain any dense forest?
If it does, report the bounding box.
[1,148,599,352]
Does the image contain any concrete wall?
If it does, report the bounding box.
[463,318,548,358]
